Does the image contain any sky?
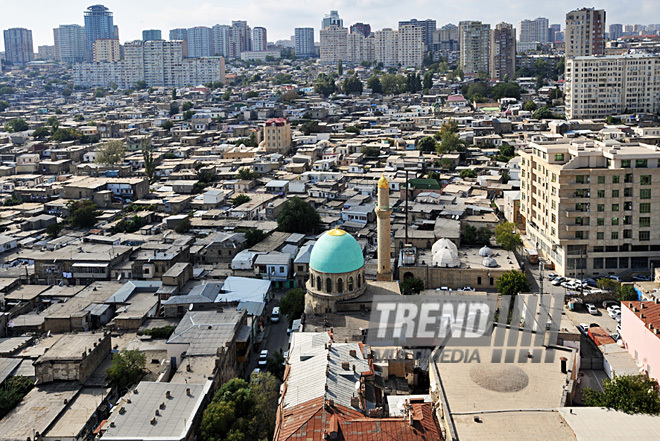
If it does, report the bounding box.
[1,0,660,48]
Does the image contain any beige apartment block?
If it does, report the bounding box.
[263,118,291,154]
[565,7,606,58]
[565,54,660,119]
[93,38,120,62]
[319,24,348,64]
[520,140,660,278]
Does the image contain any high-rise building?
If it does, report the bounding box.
[518,17,549,43]
[375,28,398,67]
[397,24,424,67]
[263,118,291,154]
[252,27,267,52]
[320,25,348,64]
[294,28,315,58]
[565,54,660,119]
[433,23,459,61]
[84,4,114,61]
[3,28,33,65]
[350,23,371,38]
[609,24,623,40]
[142,29,162,41]
[549,24,561,42]
[228,21,251,58]
[169,28,187,41]
[53,24,86,63]
[398,19,436,51]
[186,26,213,58]
[37,45,56,60]
[490,22,516,81]
[212,25,230,57]
[347,31,375,64]
[520,139,660,278]
[93,39,120,62]
[322,11,343,30]
[565,7,606,58]
[458,21,490,75]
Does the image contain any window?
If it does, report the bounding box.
[612,190,619,198]
[606,257,618,269]
[641,189,652,199]
[337,278,343,293]
[348,276,354,291]
[621,159,631,168]
[597,175,605,184]
[640,203,651,213]
[279,266,285,273]
[619,257,629,269]
[624,202,633,211]
[612,175,620,183]
[641,175,652,185]
[640,217,651,227]
[625,174,633,183]
[636,159,648,168]
[597,204,605,212]
[640,231,651,241]
[612,217,619,225]
[317,276,322,289]
[326,278,333,292]
[575,231,584,239]
[593,257,604,269]
[597,232,604,240]
[611,232,619,240]
[576,175,587,183]
[357,274,361,288]
[555,154,565,161]
[624,230,633,239]
[612,204,619,212]
[597,218,604,226]
[624,188,632,197]
[490,277,494,286]
[477,276,482,285]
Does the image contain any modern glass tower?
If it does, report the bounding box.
[84,4,114,61]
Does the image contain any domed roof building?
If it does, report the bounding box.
[432,238,459,268]
[306,228,367,313]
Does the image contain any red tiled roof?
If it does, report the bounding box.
[624,301,660,339]
[265,118,289,126]
[277,399,442,441]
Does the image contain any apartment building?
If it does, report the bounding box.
[142,29,161,41]
[490,22,516,80]
[459,21,490,74]
[347,32,375,64]
[518,17,549,44]
[53,24,86,63]
[263,118,292,154]
[319,24,348,64]
[186,26,213,58]
[228,21,251,58]
[93,39,120,62]
[3,28,34,65]
[294,27,315,57]
[566,7,606,57]
[398,18,436,51]
[375,28,398,66]
[211,24,230,57]
[520,140,660,278]
[565,54,660,119]
[397,24,424,67]
[252,27,267,52]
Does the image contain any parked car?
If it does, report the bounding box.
[282,351,288,366]
[602,300,618,309]
[462,286,476,292]
[552,277,565,286]
[547,273,558,281]
[586,304,599,315]
[584,278,598,287]
[608,275,621,282]
[577,323,589,333]
[258,349,269,367]
[632,274,651,281]
[613,313,621,323]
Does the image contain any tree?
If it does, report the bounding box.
[281,89,299,102]
[52,127,82,142]
[46,115,59,128]
[523,101,538,112]
[232,194,251,206]
[499,143,515,160]
[584,375,660,415]
[67,200,100,228]
[182,101,194,112]
[423,71,433,90]
[440,158,455,170]
[280,288,305,325]
[416,136,437,152]
[438,120,459,139]
[95,140,126,165]
[183,110,195,121]
[0,377,34,420]
[462,81,491,102]
[314,73,336,97]
[549,88,563,100]
[300,120,319,136]
[237,167,259,180]
[496,270,531,296]
[460,169,477,179]
[2,197,21,207]
[491,82,521,100]
[0,101,10,112]
[342,75,363,95]
[244,228,267,247]
[277,197,320,234]
[618,284,638,301]
[172,88,177,100]
[267,351,285,378]
[367,76,383,94]
[494,221,522,251]
[401,277,424,295]
[32,126,51,139]
[161,120,173,131]
[174,216,191,234]
[346,125,361,135]
[532,106,558,120]
[500,170,511,184]
[134,80,147,90]
[461,224,491,246]
[361,145,381,157]
[337,59,343,76]
[46,222,62,239]
[4,118,28,133]
[106,349,147,393]
[169,103,179,116]
[142,139,157,183]
[597,278,620,292]
[437,132,465,154]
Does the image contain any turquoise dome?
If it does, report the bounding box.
[309,229,364,274]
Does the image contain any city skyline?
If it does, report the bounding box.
[1,0,660,50]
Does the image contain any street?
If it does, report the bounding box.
[246,289,290,377]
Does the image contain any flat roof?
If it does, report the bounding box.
[558,407,660,440]
[45,387,111,438]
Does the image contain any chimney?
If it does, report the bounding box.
[341,361,350,370]
[186,388,191,396]
[151,417,157,425]
[159,402,165,409]
[166,391,171,399]
[110,421,115,428]
[351,395,360,408]
[349,349,356,357]
[641,303,646,309]
[155,409,160,416]
[560,357,568,374]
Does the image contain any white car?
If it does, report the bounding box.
[577,323,589,334]
[547,273,558,281]
[462,286,476,292]
[258,349,269,367]
[271,307,280,323]
[586,304,598,315]
[613,313,621,323]
[552,277,565,286]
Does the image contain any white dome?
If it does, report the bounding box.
[432,238,459,268]
[482,257,498,268]
[478,246,492,257]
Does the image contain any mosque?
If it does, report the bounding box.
[305,174,400,314]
